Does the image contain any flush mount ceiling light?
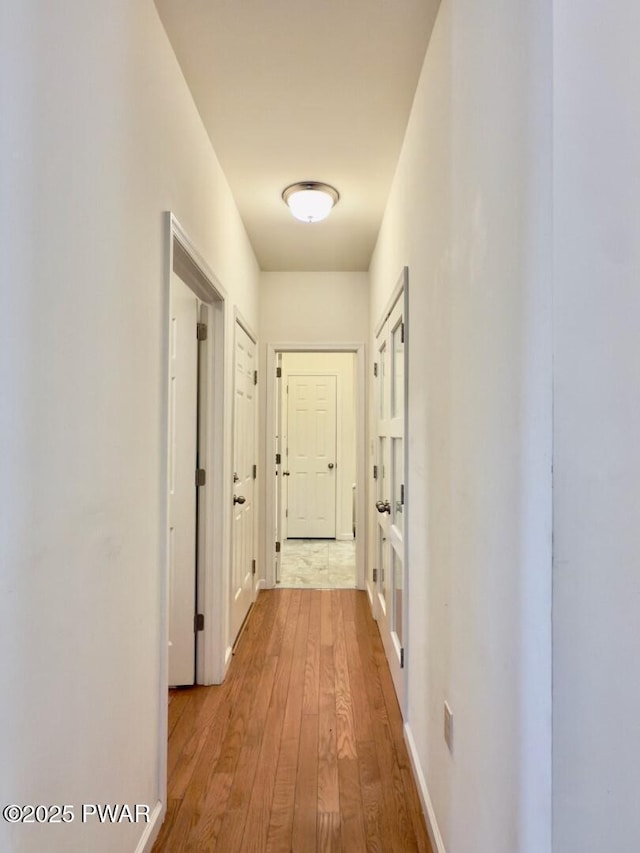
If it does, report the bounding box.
[282,181,340,223]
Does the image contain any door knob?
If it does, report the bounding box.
[328,462,335,469]
[233,495,246,505]
[283,471,290,476]
[375,500,391,514]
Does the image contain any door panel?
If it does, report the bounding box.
[287,374,337,538]
[230,322,257,642]
[374,296,406,702]
[168,274,199,687]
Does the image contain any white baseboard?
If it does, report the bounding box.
[336,533,356,541]
[404,723,446,853]
[365,580,375,612]
[135,800,164,853]
[224,644,233,671]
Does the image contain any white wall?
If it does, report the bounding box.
[260,271,369,343]
[553,2,640,850]
[369,1,553,851]
[0,3,259,852]
[281,352,357,541]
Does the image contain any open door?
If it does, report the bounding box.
[168,274,199,686]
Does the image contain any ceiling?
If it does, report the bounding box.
[155,0,439,271]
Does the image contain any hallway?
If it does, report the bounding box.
[9,1,639,850]
[153,589,432,852]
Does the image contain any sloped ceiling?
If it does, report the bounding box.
[155,0,439,271]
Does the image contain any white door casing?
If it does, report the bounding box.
[230,320,257,642]
[274,354,284,582]
[168,274,199,687]
[161,215,230,823]
[286,374,337,538]
[374,294,406,701]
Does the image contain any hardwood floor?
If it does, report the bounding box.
[153,589,433,853]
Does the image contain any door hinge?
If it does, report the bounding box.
[253,463,257,479]
[254,369,258,385]
[400,483,405,505]
[285,508,288,518]
[401,322,405,344]
[374,362,378,377]
[276,366,282,378]
[195,613,205,632]
[400,647,405,668]
[373,568,378,583]
[195,468,206,487]
[275,452,281,465]
[196,322,208,341]
[275,541,281,553]
[373,464,378,480]
[252,558,256,576]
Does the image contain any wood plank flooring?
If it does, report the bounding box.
[153,589,433,853]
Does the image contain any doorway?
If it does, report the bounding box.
[264,345,366,590]
[161,214,227,697]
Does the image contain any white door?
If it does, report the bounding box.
[230,321,257,642]
[286,374,337,538]
[168,274,199,687]
[374,296,406,700]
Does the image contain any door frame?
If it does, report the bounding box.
[264,342,366,589]
[370,266,409,712]
[158,213,228,810]
[230,309,259,638]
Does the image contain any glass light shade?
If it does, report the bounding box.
[282,182,339,223]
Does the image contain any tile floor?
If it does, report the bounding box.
[278,538,356,588]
